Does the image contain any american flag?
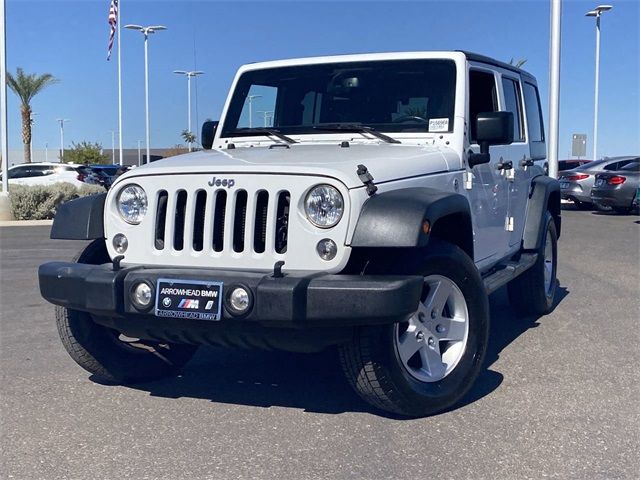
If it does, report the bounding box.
[107,0,118,61]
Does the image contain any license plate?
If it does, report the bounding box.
[155,278,223,321]
[594,179,604,187]
[560,181,569,189]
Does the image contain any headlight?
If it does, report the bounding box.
[304,184,344,228]
[116,184,148,224]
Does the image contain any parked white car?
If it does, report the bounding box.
[3,163,89,188]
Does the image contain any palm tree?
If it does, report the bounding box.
[509,58,528,69]
[181,129,196,144]
[6,68,58,163]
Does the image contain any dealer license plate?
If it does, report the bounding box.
[155,278,223,321]
[560,181,569,189]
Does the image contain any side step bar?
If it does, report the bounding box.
[482,253,538,294]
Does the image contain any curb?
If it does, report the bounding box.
[0,220,54,227]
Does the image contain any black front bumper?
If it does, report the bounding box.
[38,262,423,328]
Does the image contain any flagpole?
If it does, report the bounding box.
[117,0,123,166]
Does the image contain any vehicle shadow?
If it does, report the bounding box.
[101,283,569,418]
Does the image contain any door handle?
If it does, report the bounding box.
[520,158,534,167]
[496,161,513,171]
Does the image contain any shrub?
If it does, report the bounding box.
[8,182,105,220]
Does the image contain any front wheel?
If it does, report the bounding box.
[339,240,489,417]
[56,239,198,384]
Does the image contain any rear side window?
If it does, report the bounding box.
[469,70,498,143]
[523,82,544,142]
[620,161,640,172]
[8,166,29,179]
[501,77,524,142]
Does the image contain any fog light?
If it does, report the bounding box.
[316,239,337,261]
[229,287,250,313]
[131,282,153,310]
[113,233,128,254]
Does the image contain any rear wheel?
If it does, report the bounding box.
[56,240,197,384]
[339,240,489,417]
[613,206,632,214]
[508,212,558,316]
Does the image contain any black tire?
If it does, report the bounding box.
[613,206,632,214]
[339,240,489,417]
[56,239,198,384]
[508,212,558,316]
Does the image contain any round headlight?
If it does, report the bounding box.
[304,185,344,228]
[116,184,147,224]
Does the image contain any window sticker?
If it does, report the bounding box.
[428,118,449,132]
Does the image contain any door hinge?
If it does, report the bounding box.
[463,171,473,190]
[505,216,515,232]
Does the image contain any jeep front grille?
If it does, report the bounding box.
[153,188,290,257]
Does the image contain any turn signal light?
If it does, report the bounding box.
[607,176,626,185]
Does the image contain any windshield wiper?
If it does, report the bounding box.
[312,123,401,144]
[235,128,297,144]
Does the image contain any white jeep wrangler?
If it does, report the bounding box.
[39,51,560,417]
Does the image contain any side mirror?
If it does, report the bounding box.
[201,121,219,150]
[476,111,514,154]
[468,112,514,168]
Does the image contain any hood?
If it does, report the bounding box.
[119,143,460,189]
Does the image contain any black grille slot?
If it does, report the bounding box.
[192,190,207,251]
[212,190,227,252]
[233,190,248,252]
[173,190,187,251]
[253,190,269,253]
[275,191,290,254]
[154,190,168,250]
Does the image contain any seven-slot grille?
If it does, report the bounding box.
[153,188,290,256]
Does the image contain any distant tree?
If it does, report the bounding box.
[6,68,58,163]
[181,129,197,145]
[64,141,110,165]
[509,58,528,68]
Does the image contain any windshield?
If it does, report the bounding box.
[221,59,456,137]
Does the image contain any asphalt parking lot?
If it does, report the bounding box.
[1,207,639,480]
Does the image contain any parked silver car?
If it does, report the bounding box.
[591,160,640,214]
[559,156,639,209]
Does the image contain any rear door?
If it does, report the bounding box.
[497,71,531,247]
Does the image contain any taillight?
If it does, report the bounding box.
[607,175,626,185]
[566,174,590,181]
[77,173,85,181]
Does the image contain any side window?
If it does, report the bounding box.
[237,85,277,128]
[523,82,544,142]
[469,70,498,143]
[8,166,29,179]
[501,77,524,142]
[30,166,54,177]
[603,162,620,171]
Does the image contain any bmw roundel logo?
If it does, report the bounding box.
[162,297,172,308]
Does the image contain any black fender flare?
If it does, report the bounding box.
[522,175,561,251]
[350,188,473,257]
[50,193,106,240]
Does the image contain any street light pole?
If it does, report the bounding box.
[174,70,204,151]
[109,130,116,163]
[56,118,69,162]
[586,5,613,161]
[137,139,142,166]
[247,95,262,129]
[548,0,562,179]
[1,0,9,195]
[125,24,167,164]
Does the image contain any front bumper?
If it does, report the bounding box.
[38,262,423,328]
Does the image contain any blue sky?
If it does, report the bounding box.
[5,0,639,159]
